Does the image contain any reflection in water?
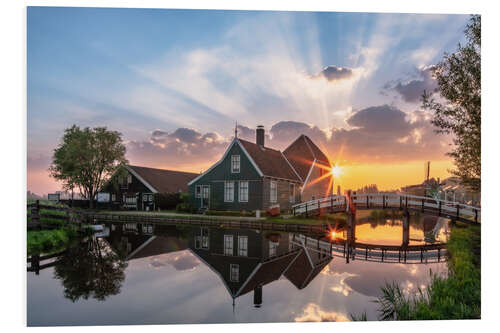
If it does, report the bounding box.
[27,219,448,325]
[53,236,128,302]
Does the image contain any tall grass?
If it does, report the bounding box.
[371,222,480,320]
[27,228,77,256]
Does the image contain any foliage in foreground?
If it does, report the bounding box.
[372,223,480,320]
[27,228,77,256]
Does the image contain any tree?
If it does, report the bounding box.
[422,15,481,191]
[53,236,127,302]
[49,125,128,208]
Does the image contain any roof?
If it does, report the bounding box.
[127,165,198,193]
[238,139,302,182]
[283,135,330,181]
[284,248,332,290]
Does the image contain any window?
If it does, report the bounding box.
[127,174,132,184]
[230,264,239,282]
[269,241,279,257]
[120,175,128,189]
[239,181,249,202]
[270,181,277,203]
[224,181,234,202]
[111,194,116,202]
[224,235,234,256]
[231,155,240,173]
[195,185,201,198]
[201,228,209,249]
[289,183,295,203]
[238,236,248,256]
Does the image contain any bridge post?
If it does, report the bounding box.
[330,196,333,213]
[366,196,369,209]
[405,196,408,209]
[383,195,386,209]
[474,209,478,223]
[421,198,424,212]
[400,196,402,209]
[305,203,308,217]
[402,209,410,248]
[456,204,460,219]
[438,201,442,216]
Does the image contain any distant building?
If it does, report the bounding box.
[188,126,332,212]
[100,165,198,210]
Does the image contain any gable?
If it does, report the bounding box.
[188,139,263,185]
[283,135,331,181]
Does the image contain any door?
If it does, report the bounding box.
[201,185,210,208]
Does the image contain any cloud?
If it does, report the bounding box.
[295,303,349,322]
[384,65,438,103]
[149,251,200,271]
[126,128,228,171]
[312,66,354,82]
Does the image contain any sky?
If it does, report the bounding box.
[27,7,471,195]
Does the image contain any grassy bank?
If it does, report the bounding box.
[366,221,480,320]
[27,228,77,256]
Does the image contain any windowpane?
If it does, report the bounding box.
[224,181,234,202]
[224,235,233,256]
[230,264,239,282]
[269,241,279,257]
[239,181,248,202]
[238,236,248,256]
[289,183,295,203]
[270,181,277,203]
[231,155,240,173]
[195,185,201,198]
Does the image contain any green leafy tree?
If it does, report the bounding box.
[49,125,128,208]
[422,15,481,191]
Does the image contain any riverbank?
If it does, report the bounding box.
[370,221,480,320]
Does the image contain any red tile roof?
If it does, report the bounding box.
[128,165,198,193]
[238,139,301,182]
[283,135,331,180]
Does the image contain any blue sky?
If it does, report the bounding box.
[27,7,471,194]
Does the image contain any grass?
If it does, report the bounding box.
[27,228,77,256]
[363,221,480,320]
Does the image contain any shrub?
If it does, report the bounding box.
[154,192,183,210]
[176,202,197,214]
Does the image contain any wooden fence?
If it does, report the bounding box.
[27,200,85,230]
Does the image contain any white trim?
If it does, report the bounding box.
[125,165,158,193]
[236,140,264,177]
[231,154,241,174]
[188,139,239,186]
[270,180,277,203]
[300,159,316,195]
[283,134,305,154]
[281,151,303,182]
[125,236,157,261]
[238,181,249,202]
[238,235,248,257]
[235,263,262,297]
[224,234,234,256]
[224,181,235,202]
[188,249,236,298]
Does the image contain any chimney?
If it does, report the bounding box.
[253,285,262,308]
[256,125,265,147]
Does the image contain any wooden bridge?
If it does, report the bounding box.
[291,234,447,264]
[292,193,481,224]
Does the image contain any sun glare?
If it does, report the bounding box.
[331,165,344,178]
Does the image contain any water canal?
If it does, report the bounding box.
[27,214,449,325]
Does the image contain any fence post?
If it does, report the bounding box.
[383,195,386,209]
[474,209,478,223]
[456,205,460,219]
[330,196,333,213]
[421,198,424,212]
[366,196,369,208]
[405,196,408,208]
[438,201,442,215]
[305,203,308,217]
[400,196,402,209]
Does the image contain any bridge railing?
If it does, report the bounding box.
[292,192,481,223]
[292,195,346,216]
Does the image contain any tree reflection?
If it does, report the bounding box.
[53,236,127,302]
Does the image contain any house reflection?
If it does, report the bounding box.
[103,223,333,307]
[187,227,332,307]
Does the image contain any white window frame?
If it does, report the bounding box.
[269,240,279,257]
[289,183,295,203]
[195,185,201,198]
[231,155,240,173]
[224,181,234,202]
[239,181,249,202]
[201,228,209,249]
[230,264,239,282]
[238,236,248,257]
[270,180,277,203]
[224,235,234,256]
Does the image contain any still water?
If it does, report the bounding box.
[27,216,448,326]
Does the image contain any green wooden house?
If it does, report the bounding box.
[188,125,333,212]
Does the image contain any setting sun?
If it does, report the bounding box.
[331,165,344,178]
